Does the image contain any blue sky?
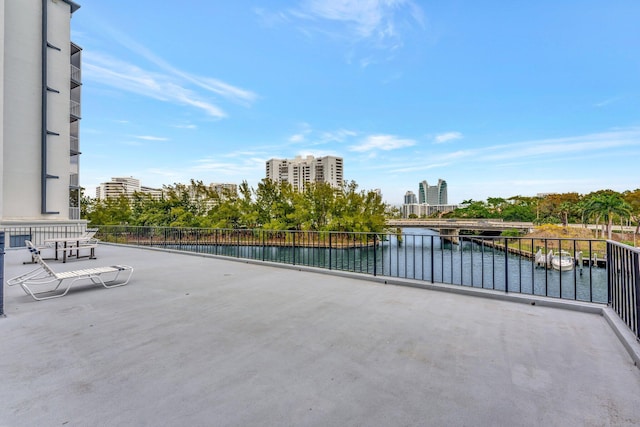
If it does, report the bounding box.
[73,1,640,205]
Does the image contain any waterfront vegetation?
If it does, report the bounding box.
[442,189,639,245]
[83,182,640,243]
[84,179,387,233]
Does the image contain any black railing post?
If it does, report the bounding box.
[607,241,612,306]
[0,232,5,318]
[292,232,296,266]
[634,251,640,340]
[504,237,509,294]
[558,239,563,298]
[430,235,435,284]
[329,233,332,270]
[373,234,377,276]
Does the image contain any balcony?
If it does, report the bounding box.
[70,64,81,88]
[70,135,79,154]
[69,173,79,188]
[70,100,81,120]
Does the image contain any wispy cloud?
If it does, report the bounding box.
[320,129,358,142]
[263,0,425,58]
[349,134,416,152]
[389,162,451,173]
[83,53,228,118]
[481,129,640,161]
[376,128,640,175]
[222,150,267,159]
[191,157,266,176]
[136,135,169,141]
[297,0,424,41]
[105,25,258,106]
[82,24,258,118]
[173,124,197,130]
[287,124,357,146]
[593,96,623,108]
[289,133,306,143]
[434,131,463,144]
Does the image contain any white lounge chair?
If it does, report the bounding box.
[8,241,133,301]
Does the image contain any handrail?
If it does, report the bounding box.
[95,225,610,305]
[607,241,640,340]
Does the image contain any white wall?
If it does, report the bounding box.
[0,0,6,219]
[2,0,74,221]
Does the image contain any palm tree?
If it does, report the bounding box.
[583,193,632,240]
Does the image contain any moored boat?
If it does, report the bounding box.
[551,250,574,271]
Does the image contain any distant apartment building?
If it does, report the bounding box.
[1,0,83,227]
[404,191,417,205]
[418,179,448,205]
[266,155,343,191]
[403,179,455,218]
[96,177,162,200]
[209,183,238,196]
[401,203,459,218]
[141,186,163,200]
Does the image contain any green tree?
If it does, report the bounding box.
[453,200,491,218]
[501,196,536,222]
[86,195,132,225]
[583,192,632,240]
[623,189,640,234]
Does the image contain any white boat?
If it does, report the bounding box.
[551,250,574,271]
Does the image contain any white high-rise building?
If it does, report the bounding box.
[266,155,343,191]
[1,0,82,226]
[418,179,448,205]
[96,177,162,200]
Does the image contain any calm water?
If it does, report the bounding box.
[380,228,608,303]
[163,228,608,303]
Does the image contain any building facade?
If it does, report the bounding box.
[1,0,82,226]
[403,179,454,218]
[96,177,162,200]
[266,155,343,191]
[401,203,459,218]
[404,191,417,205]
[209,183,238,196]
[418,179,448,205]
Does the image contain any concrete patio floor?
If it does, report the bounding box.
[1,244,640,426]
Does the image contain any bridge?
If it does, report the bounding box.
[386,219,535,234]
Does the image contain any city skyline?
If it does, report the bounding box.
[73,1,639,205]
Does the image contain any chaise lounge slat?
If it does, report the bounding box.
[7,241,133,301]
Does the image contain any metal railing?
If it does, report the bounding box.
[608,241,640,340]
[70,100,81,118]
[96,226,610,304]
[1,224,87,248]
[69,207,81,220]
[70,135,79,153]
[70,64,81,83]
